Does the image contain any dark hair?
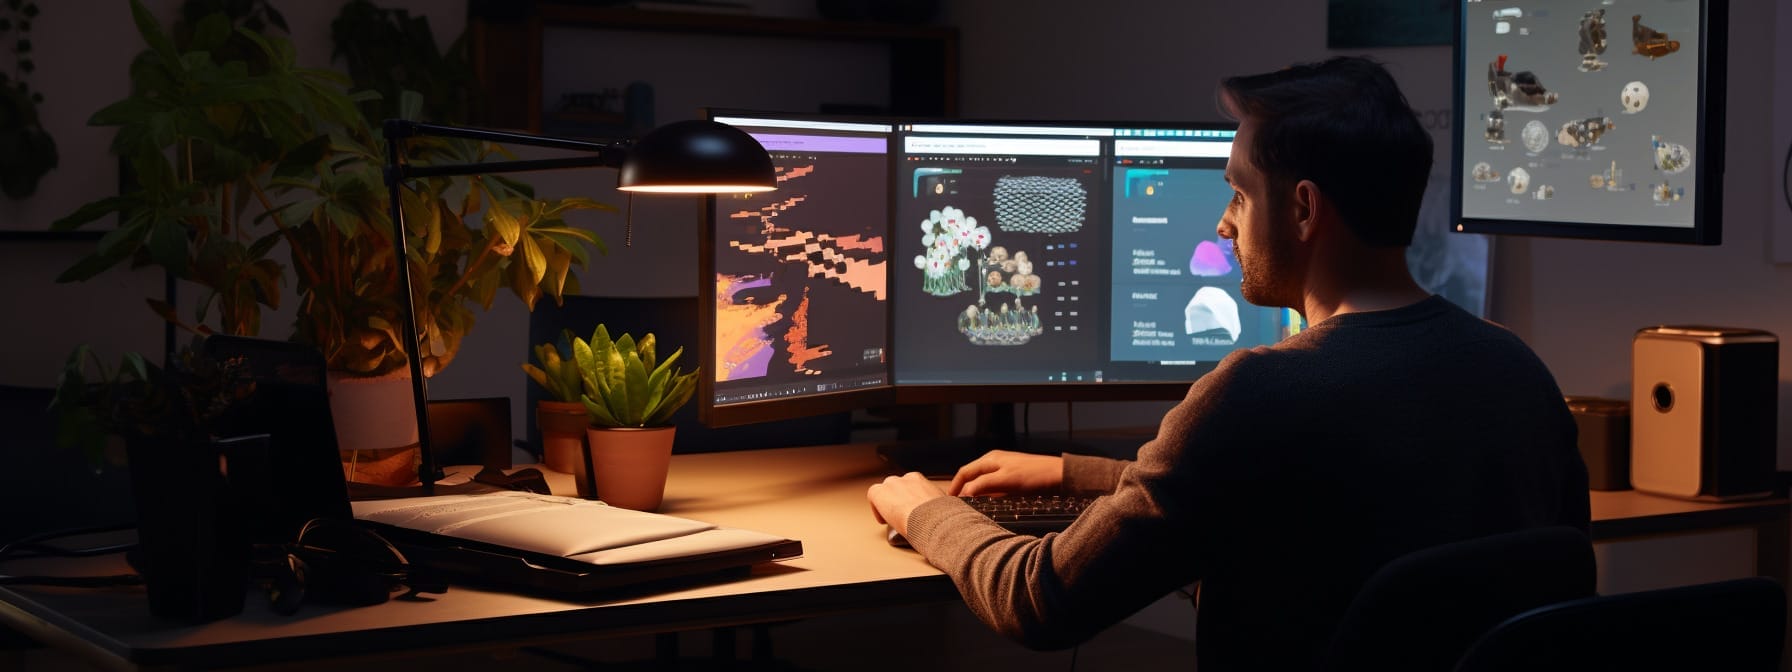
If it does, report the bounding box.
[1219,57,1432,247]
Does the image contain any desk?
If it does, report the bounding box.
[2,444,1787,670]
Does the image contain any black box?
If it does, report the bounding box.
[1565,396,1630,491]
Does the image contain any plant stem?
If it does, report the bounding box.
[248,180,324,290]
[440,236,498,310]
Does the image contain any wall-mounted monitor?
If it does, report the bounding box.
[1452,0,1726,244]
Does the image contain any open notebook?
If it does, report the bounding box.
[353,491,803,595]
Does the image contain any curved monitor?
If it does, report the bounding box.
[1451,0,1726,244]
[700,112,1298,427]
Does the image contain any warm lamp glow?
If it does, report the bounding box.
[619,184,779,194]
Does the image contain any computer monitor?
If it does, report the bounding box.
[1451,0,1726,244]
[889,121,1296,404]
[702,112,1296,431]
[700,113,896,427]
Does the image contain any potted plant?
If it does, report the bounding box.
[49,1,607,486]
[49,341,256,623]
[522,329,589,475]
[571,325,698,510]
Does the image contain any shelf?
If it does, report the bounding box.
[469,3,958,132]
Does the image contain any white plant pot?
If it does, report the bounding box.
[327,370,420,486]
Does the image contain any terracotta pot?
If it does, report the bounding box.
[582,426,677,511]
[537,400,589,474]
[327,370,421,487]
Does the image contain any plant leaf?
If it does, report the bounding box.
[637,333,657,372]
[519,233,546,285]
[128,0,180,71]
[647,373,696,426]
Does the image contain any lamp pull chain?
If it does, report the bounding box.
[625,192,634,247]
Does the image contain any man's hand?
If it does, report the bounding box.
[949,450,1064,496]
[868,472,948,537]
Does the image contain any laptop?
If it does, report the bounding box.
[205,336,803,595]
[353,492,804,595]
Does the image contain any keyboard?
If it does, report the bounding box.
[960,494,1100,535]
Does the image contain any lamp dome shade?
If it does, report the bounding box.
[618,120,777,193]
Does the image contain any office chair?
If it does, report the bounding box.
[426,397,513,470]
[1321,526,1596,672]
[526,295,853,455]
[0,385,135,544]
[1454,576,1786,672]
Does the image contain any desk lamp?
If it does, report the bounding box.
[382,119,776,493]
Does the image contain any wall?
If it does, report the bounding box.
[0,0,468,388]
[5,0,1783,650]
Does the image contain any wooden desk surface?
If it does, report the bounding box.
[2,443,1786,670]
[0,444,951,669]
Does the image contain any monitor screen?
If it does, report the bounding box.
[701,114,1300,426]
[891,122,1297,401]
[1452,0,1726,244]
[700,114,895,426]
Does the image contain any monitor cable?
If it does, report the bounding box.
[1065,401,1075,443]
[1782,142,1791,217]
[0,522,143,588]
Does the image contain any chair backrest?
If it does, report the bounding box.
[0,385,136,544]
[1454,577,1787,672]
[426,397,512,469]
[527,295,853,454]
[1321,525,1597,672]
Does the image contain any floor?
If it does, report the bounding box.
[5,602,1198,671]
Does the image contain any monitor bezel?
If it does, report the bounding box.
[1449,0,1727,245]
[890,117,1243,406]
[699,108,900,428]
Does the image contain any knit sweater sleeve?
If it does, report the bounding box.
[902,349,1266,650]
[1062,453,1130,493]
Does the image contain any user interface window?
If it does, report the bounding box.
[1108,130,1292,366]
[708,117,892,407]
[892,124,1291,386]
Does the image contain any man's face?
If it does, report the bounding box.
[1217,119,1301,309]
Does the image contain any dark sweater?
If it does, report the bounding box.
[903,296,1590,670]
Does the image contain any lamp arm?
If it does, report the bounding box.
[384,130,440,495]
[384,119,632,164]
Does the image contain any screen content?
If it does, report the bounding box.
[893,123,1295,386]
[708,117,891,407]
[1459,0,1704,229]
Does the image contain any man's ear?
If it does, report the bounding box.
[1293,179,1324,242]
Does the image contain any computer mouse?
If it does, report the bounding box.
[886,526,911,548]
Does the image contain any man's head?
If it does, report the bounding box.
[1215,57,1432,308]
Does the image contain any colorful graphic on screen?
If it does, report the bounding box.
[710,121,890,406]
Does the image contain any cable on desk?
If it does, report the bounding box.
[0,522,136,561]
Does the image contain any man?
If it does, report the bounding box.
[867,57,1589,670]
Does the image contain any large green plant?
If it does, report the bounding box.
[51,0,607,377]
[574,325,699,428]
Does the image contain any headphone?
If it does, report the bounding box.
[255,518,445,615]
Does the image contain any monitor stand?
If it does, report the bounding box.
[873,403,1135,478]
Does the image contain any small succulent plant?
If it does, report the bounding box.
[572,325,698,428]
